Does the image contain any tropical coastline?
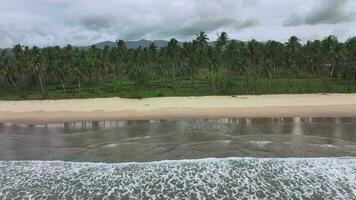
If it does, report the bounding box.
[1,93,356,124]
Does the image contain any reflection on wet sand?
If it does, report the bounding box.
[0,117,355,162]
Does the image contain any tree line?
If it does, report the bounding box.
[0,32,356,98]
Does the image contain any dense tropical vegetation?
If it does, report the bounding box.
[0,32,356,100]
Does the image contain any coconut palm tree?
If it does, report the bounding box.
[286,36,301,66]
[211,32,229,93]
[265,40,285,77]
[343,37,356,90]
[0,50,19,91]
[322,35,339,77]
[31,46,47,96]
[167,38,180,89]
[247,39,260,72]
[195,31,209,68]
[12,44,30,98]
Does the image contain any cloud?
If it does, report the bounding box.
[178,18,258,37]
[284,0,356,26]
[79,14,116,30]
[242,0,259,7]
[137,18,258,40]
[71,0,258,40]
[0,24,58,47]
[1,0,356,48]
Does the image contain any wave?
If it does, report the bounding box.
[0,158,355,199]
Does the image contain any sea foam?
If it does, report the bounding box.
[0,158,355,199]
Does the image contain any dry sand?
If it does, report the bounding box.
[1,94,356,124]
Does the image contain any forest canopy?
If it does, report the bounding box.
[1,32,356,100]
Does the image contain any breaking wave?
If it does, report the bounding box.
[0,158,355,199]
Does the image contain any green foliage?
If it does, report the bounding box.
[0,33,356,100]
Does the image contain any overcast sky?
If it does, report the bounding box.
[0,0,356,48]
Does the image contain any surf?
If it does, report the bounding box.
[1,157,355,199]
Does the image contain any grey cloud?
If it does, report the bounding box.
[234,19,259,29]
[242,0,259,7]
[0,25,25,46]
[153,18,257,39]
[73,0,258,40]
[285,0,356,26]
[1,0,356,48]
[72,34,89,41]
[79,14,116,30]
[115,17,258,41]
[0,24,69,47]
[182,18,257,36]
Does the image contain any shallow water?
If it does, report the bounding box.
[0,117,356,162]
[1,118,356,199]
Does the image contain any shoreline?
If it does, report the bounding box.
[1,94,356,124]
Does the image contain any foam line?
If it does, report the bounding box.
[0,158,355,199]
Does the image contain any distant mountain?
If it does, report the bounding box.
[83,39,171,49]
[1,39,242,50]
[86,40,223,49]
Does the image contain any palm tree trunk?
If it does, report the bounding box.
[287,71,292,93]
[307,74,311,93]
[7,75,18,91]
[99,69,103,88]
[20,67,27,98]
[210,68,216,94]
[38,74,46,96]
[60,78,66,94]
[328,63,336,92]
[173,63,177,90]
[78,78,81,93]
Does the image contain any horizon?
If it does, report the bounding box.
[1,0,356,48]
[1,34,355,49]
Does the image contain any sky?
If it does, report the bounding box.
[0,0,356,48]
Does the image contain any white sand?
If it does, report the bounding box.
[1,94,356,123]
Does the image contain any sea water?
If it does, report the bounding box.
[0,118,356,199]
[0,158,355,199]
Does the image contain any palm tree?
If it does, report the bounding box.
[63,46,86,93]
[285,36,301,91]
[247,39,260,72]
[343,37,356,90]
[147,42,157,78]
[180,42,197,87]
[115,40,128,78]
[212,32,229,93]
[53,46,68,94]
[346,37,356,60]
[215,32,228,52]
[88,45,105,88]
[320,35,342,90]
[167,38,180,89]
[195,31,209,68]
[0,50,19,91]
[286,36,301,66]
[196,31,209,47]
[13,44,29,98]
[265,40,284,77]
[31,46,47,96]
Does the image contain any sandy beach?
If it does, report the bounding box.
[1,94,356,124]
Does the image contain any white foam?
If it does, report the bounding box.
[0,158,355,200]
[249,141,272,147]
[103,144,119,148]
[320,144,340,149]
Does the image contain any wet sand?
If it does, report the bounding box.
[1,118,355,162]
[1,94,356,124]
